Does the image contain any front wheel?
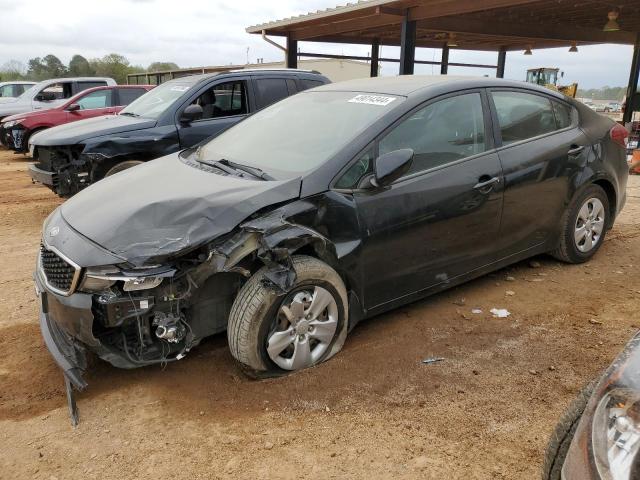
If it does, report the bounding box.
[104,160,144,177]
[227,255,348,377]
[552,185,609,264]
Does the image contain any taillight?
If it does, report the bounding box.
[610,123,629,148]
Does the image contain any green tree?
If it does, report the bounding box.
[27,54,67,80]
[90,53,143,84]
[68,54,94,76]
[147,62,179,72]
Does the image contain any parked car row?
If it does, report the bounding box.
[0,85,153,153]
[26,69,329,196]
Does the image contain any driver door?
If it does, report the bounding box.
[176,78,250,148]
[346,91,504,310]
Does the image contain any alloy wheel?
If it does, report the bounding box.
[574,197,605,253]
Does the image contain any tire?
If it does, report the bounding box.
[228,255,348,378]
[104,160,144,177]
[542,382,595,480]
[551,184,609,263]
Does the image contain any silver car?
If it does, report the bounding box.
[0,81,36,100]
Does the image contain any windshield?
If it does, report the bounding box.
[197,91,403,177]
[16,83,40,100]
[120,81,193,119]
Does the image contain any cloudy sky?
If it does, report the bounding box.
[0,0,634,89]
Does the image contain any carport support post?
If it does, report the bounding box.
[399,16,416,75]
[440,44,449,75]
[497,48,507,78]
[286,33,298,69]
[623,33,640,125]
[370,38,380,77]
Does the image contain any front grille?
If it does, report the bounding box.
[40,243,80,295]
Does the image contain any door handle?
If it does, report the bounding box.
[568,145,585,155]
[473,176,500,192]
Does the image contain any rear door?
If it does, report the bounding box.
[488,89,589,257]
[342,90,504,308]
[176,77,250,148]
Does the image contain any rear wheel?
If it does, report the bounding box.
[552,185,609,263]
[104,160,144,177]
[228,255,348,377]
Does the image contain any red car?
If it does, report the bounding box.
[0,85,154,153]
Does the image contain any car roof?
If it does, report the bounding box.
[315,75,565,99]
[162,68,326,86]
[0,81,36,85]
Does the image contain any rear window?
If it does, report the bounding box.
[117,88,148,106]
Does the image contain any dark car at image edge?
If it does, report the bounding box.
[28,69,330,196]
[34,75,628,424]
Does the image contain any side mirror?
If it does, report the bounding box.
[371,149,414,188]
[35,91,57,102]
[180,104,203,124]
[66,103,80,112]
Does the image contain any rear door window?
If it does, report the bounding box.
[491,91,557,145]
[76,89,112,109]
[254,78,290,109]
[192,80,247,120]
[116,88,148,106]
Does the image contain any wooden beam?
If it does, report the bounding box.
[407,0,542,22]
[375,6,405,17]
[624,33,640,124]
[497,48,506,78]
[416,16,637,45]
[440,43,449,74]
[286,33,298,68]
[371,38,380,77]
[399,17,416,75]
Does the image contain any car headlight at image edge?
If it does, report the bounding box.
[592,388,640,479]
[79,271,164,293]
[2,119,22,128]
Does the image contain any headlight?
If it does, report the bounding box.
[122,276,163,291]
[592,388,640,479]
[2,119,22,128]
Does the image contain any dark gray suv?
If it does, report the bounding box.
[29,69,330,196]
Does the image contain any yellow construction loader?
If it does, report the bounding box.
[525,68,578,98]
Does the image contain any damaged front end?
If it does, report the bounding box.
[29,144,93,196]
[0,120,25,150]
[36,186,349,424]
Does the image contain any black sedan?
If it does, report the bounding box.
[36,76,628,406]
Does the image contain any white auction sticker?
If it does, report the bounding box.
[348,94,396,106]
[170,86,190,92]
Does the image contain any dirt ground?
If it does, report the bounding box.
[0,148,639,480]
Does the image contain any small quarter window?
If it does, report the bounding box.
[552,100,574,129]
[335,147,375,189]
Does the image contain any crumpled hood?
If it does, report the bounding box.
[60,153,302,265]
[32,114,156,146]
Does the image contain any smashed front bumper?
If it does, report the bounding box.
[29,163,55,186]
